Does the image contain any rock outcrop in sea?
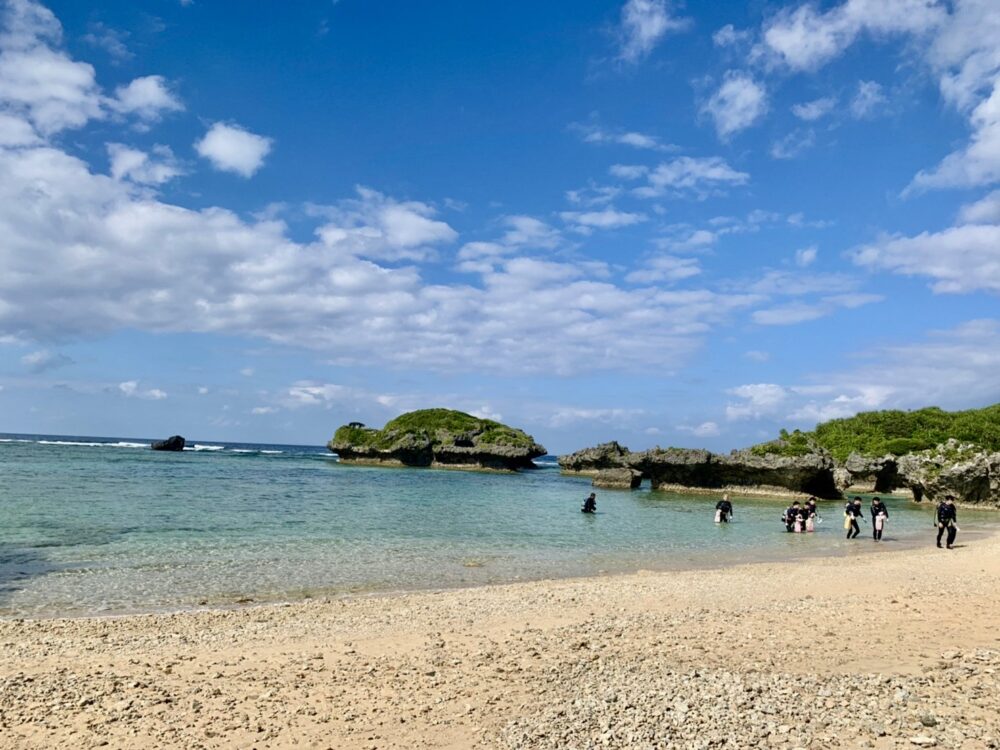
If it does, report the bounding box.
[151,435,185,451]
[560,444,841,499]
[328,409,546,472]
[561,438,1000,507]
[896,440,1000,509]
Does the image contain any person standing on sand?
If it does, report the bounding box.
[581,492,597,514]
[845,497,864,539]
[936,495,958,549]
[715,493,733,523]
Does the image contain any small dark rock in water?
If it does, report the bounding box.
[151,435,185,451]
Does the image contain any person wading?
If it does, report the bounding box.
[870,496,889,542]
[844,497,864,539]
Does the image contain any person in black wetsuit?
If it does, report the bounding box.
[805,497,819,530]
[845,497,864,539]
[582,492,597,514]
[936,495,958,549]
[870,497,889,541]
[715,493,733,523]
[783,501,801,532]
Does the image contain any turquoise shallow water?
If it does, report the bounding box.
[1,434,997,617]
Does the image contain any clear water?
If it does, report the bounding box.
[1,434,996,617]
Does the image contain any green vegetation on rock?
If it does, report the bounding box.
[378,408,536,448]
[755,404,1000,462]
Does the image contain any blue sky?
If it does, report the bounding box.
[1,0,999,453]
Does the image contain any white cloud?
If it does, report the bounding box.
[770,129,815,159]
[618,0,690,63]
[195,122,272,177]
[198,386,209,395]
[795,245,818,267]
[107,143,183,185]
[761,0,946,72]
[744,350,770,362]
[725,383,788,421]
[251,406,277,415]
[82,22,131,62]
[240,367,255,377]
[791,96,837,121]
[559,208,646,233]
[110,75,183,122]
[312,186,459,262]
[633,156,750,198]
[609,164,649,180]
[0,111,38,146]
[959,189,1000,223]
[679,421,720,437]
[571,122,676,152]
[469,405,503,422]
[20,348,72,372]
[713,24,750,48]
[850,80,887,118]
[118,380,167,400]
[0,0,103,134]
[625,254,701,284]
[852,223,1000,293]
[701,71,768,139]
[908,78,1000,191]
[547,406,645,428]
[730,320,1000,426]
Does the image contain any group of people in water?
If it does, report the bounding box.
[581,490,962,548]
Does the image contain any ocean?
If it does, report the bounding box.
[1,433,995,618]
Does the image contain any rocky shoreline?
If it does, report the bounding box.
[560,439,1000,507]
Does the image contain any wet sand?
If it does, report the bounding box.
[1,534,998,749]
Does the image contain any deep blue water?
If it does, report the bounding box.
[1,433,996,617]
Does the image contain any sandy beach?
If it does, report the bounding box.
[1,535,998,750]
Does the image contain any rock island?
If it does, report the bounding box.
[328,408,546,472]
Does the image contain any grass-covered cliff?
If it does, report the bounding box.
[753,404,1000,462]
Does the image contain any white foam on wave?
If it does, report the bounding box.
[185,444,225,451]
[260,450,283,454]
[37,440,149,449]
[0,438,33,443]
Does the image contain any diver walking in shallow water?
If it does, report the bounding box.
[715,493,733,523]
[783,501,802,532]
[845,497,864,539]
[870,497,888,541]
[581,492,597,514]
[936,495,958,548]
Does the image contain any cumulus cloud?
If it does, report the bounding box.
[713,24,750,48]
[761,0,946,72]
[770,129,815,159]
[726,319,1000,426]
[559,208,646,233]
[107,143,183,185]
[118,380,167,400]
[110,75,183,122]
[852,223,1000,293]
[795,245,818,267]
[625,254,701,284]
[791,96,837,121]
[701,71,768,139]
[959,189,1000,223]
[571,121,677,152]
[850,80,887,118]
[632,156,750,199]
[0,0,103,134]
[617,0,690,63]
[195,122,272,177]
